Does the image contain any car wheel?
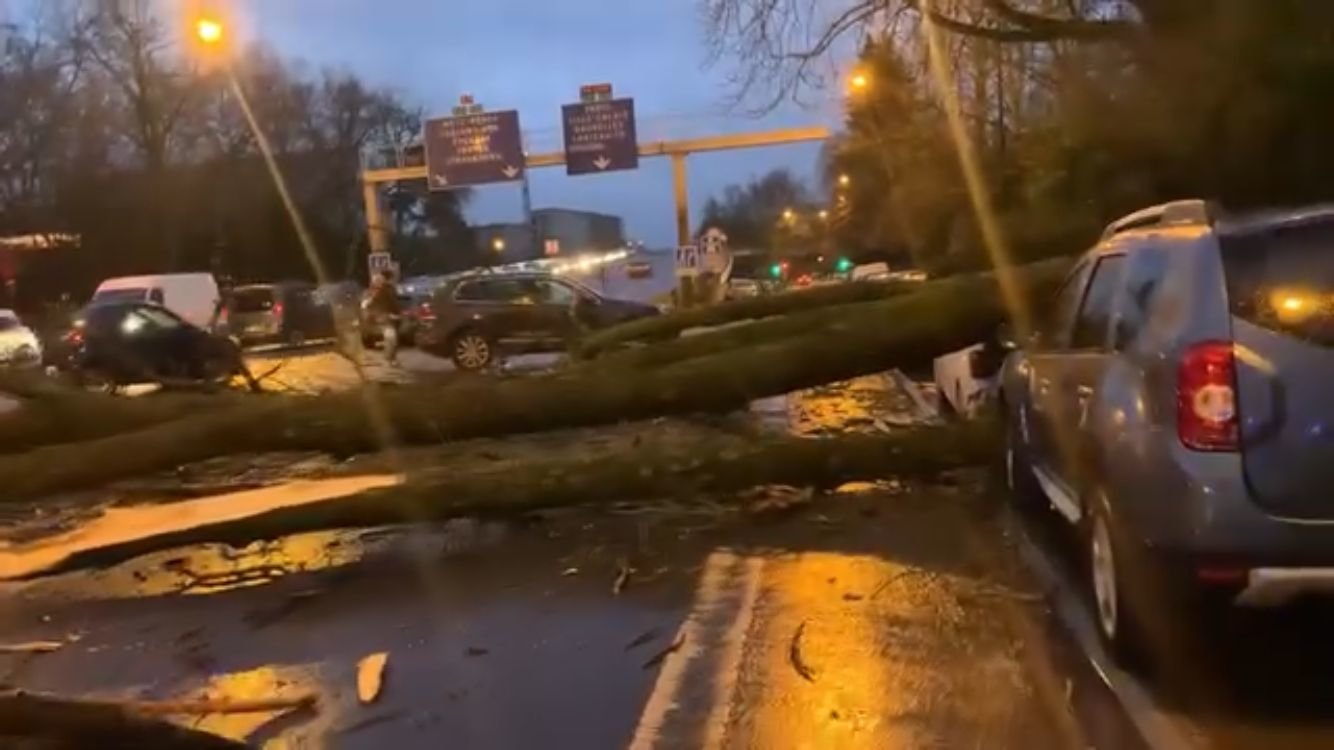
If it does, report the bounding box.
[451,331,493,371]
[1087,495,1146,669]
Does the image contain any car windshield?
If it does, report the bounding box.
[4,3,1333,748]
[90,288,148,304]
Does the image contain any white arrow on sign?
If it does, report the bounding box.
[593,156,612,170]
[501,165,520,179]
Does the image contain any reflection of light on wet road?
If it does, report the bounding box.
[632,547,1045,749]
[0,475,400,581]
[740,553,894,749]
[185,663,327,744]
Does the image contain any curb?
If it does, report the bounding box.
[1003,508,1202,750]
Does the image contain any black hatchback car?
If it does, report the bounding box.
[416,272,658,370]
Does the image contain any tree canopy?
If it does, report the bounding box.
[703,0,1334,273]
[0,1,469,308]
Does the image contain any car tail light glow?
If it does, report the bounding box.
[417,301,435,321]
[1177,341,1238,451]
[271,301,284,319]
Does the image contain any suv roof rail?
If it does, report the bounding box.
[1101,199,1217,239]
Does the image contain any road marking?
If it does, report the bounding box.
[700,555,764,749]
[628,549,765,750]
[1006,509,1203,750]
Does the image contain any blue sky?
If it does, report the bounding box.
[232,0,845,247]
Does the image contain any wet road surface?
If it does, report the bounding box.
[0,374,1145,748]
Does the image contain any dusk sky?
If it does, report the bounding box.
[232,0,847,247]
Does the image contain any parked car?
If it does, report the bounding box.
[626,260,654,280]
[91,273,221,330]
[220,282,337,348]
[416,272,659,370]
[52,301,250,391]
[933,342,1000,418]
[725,277,764,300]
[0,309,42,368]
[995,200,1334,665]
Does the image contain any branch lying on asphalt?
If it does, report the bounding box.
[574,278,916,357]
[0,690,246,749]
[16,422,995,578]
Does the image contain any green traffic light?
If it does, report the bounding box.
[770,263,783,278]
[836,257,853,272]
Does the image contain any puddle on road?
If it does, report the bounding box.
[0,475,402,581]
[752,372,927,438]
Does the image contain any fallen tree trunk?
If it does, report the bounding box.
[0,384,245,455]
[0,691,245,749]
[26,423,994,577]
[584,258,1071,372]
[574,278,914,357]
[0,259,1065,500]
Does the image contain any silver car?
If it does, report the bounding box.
[999,200,1334,664]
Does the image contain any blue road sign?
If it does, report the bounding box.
[561,98,639,176]
[424,110,525,189]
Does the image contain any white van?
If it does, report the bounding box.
[850,262,891,282]
[91,273,221,330]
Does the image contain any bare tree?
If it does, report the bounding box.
[700,0,1144,107]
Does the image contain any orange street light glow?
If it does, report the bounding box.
[196,18,224,45]
[850,73,869,90]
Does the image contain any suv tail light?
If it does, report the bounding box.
[271,301,284,320]
[1178,341,1239,451]
[416,301,435,322]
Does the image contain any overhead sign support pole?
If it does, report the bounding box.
[672,154,689,247]
[361,125,829,254]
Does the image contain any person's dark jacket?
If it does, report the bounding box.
[366,284,400,321]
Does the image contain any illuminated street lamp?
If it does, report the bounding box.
[848,71,869,92]
[838,174,851,188]
[195,16,224,46]
[491,237,506,253]
[782,207,795,223]
[818,209,829,221]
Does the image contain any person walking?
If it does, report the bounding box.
[365,271,401,366]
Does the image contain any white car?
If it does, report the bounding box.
[933,342,998,418]
[0,309,42,368]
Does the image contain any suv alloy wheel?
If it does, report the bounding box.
[451,331,493,371]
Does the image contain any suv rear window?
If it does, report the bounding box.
[1222,219,1334,347]
[230,288,275,313]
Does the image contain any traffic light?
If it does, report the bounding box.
[835,257,853,272]
[770,263,782,278]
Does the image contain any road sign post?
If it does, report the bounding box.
[424,110,525,189]
[561,97,639,176]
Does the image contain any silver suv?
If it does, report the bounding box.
[999,200,1334,662]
